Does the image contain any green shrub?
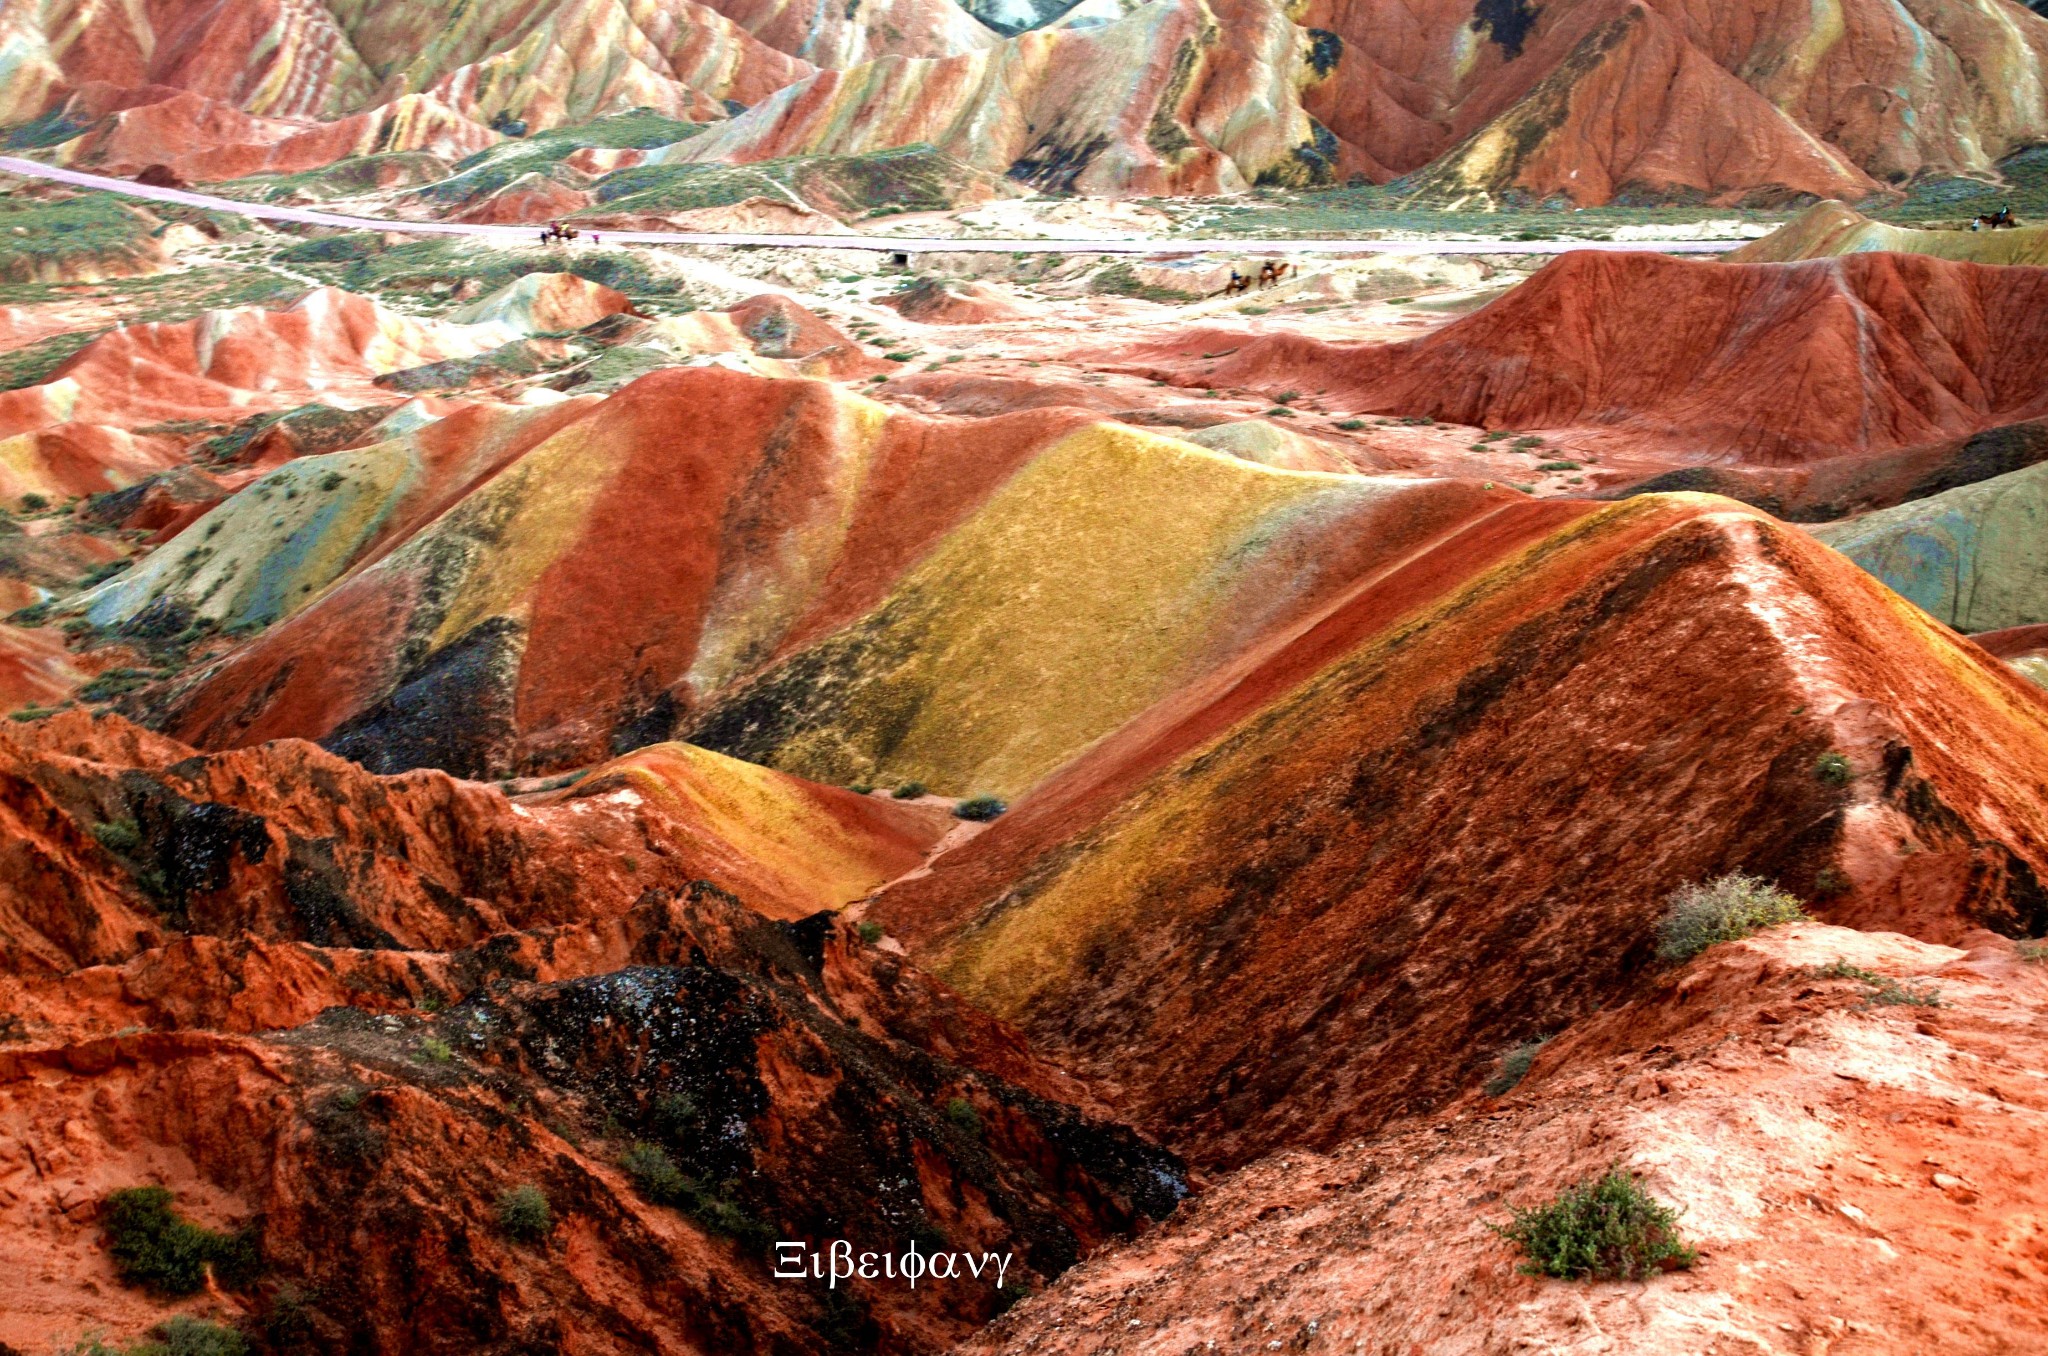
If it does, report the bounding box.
[1274,391,1300,404]
[654,1092,700,1135]
[619,1143,772,1245]
[943,1097,982,1137]
[1811,960,1944,1007]
[847,782,874,795]
[497,1184,552,1242]
[884,351,917,362]
[2019,939,2048,963]
[855,920,885,944]
[1492,1166,1697,1280]
[1535,460,1581,472]
[418,1036,453,1063]
[891,782,928,800]
[1815,751,1853,786]
[1485,1036,1550,1096]
[621,1142,691,1204]
[19,493,49,512]
[954,796,1007,821]
[1335,419,1366,430]
[143,1316,250,1356]
[91,818,142,855]
[1655,874,1807,963]
[101,1187,259,1295]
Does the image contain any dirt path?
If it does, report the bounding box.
[0,156,1747,257]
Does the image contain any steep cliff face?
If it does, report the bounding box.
[0,711,1182,1354]
[869,495,2048,1166]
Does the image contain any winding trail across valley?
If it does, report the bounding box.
[0,156,1749,257]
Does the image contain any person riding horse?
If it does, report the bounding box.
[1972,204,2018,230]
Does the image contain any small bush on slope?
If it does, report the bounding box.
[142,1317,250,1356]
[63,1316,250,1356]
[619,1143,775,1246]
[496,1184,552,1242]
[1485,1036,1550,1096]
[1656,874,1808,963]
[954,795,1007,821]
[1493,1166,1697,1280]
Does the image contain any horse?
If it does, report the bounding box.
[1222,269,1251,296]
[1972,206,2018,230]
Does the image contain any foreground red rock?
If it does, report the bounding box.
[0,712,1181,1352]
[969,923,2048,1354]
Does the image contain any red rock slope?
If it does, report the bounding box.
[868,494,2048,1167]
[1103,252,2048,466]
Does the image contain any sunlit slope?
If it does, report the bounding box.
[167,365,1520,795]
[168,367,1096,775]
[1732,201,2048,266]
[687,451,1501,799]
[550,739,954,918]
[876,495,2048,1165]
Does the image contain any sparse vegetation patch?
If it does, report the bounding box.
[1655,873,1807,962]
[1811,960,1944,1007]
